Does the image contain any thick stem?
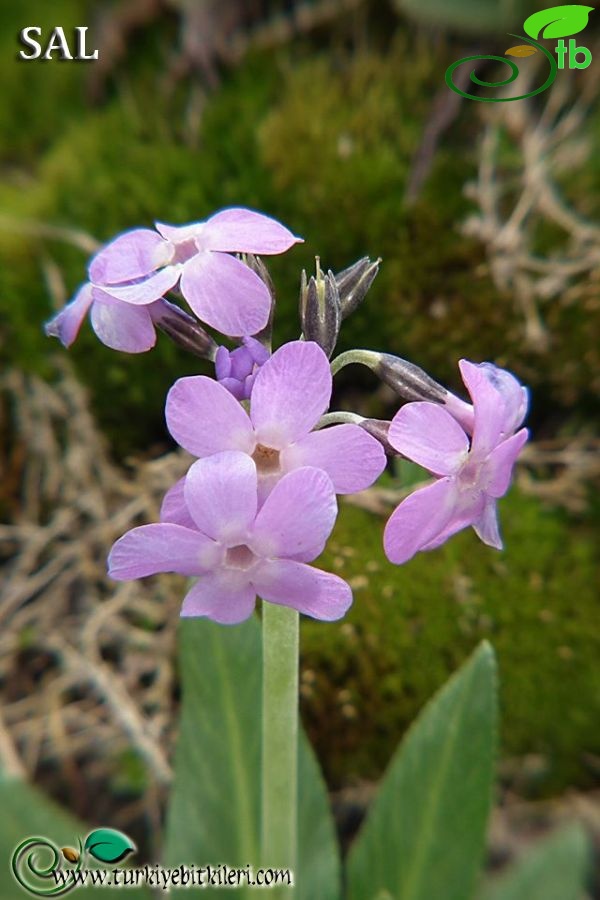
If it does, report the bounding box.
[261,602,299,886]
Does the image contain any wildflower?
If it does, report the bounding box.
[87,208,301,336]
[108,451,352,623]
[45,287,216,357]
[164,340,387,506]
[215,337,270,400]
[383,360,528,564]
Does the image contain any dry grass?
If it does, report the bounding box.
[0,360,190,843]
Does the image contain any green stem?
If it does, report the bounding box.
[261,602,299,886]
[316,411,364,428]
[330,348,380,376]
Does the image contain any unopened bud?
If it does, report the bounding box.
[375,354,448,404]
[215,337,269,401]
[151,299,217,360]
[241,254,276,349]
[360,418,395,455]
[335,257,380,320]
[300,260,341,359]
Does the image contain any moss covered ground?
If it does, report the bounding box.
[302,487,599,793]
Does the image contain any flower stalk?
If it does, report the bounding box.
[261,602,299,887]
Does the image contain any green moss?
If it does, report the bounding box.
[300,488,600,795]
[3,27,599,451]
[0,54,294,453]
[259,41,600,414]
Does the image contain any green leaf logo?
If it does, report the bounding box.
[523,5,593,40]
[83,829,136,864]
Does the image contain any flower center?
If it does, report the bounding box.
[172,237,200,265]
[458,456,486,492]
[225,545,257,570]
[252,444,281,474]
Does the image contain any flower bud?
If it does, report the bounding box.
[374,354,447,404]
[151,299,217,360]
[334,257,380,320]
[215,336,270,401]
[300,260,341,359]
[359,418,396,456]
[241,254,276,349]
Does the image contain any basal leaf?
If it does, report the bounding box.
[479,825,589,900]
[84,828,136,864]
[523,5,593,40]
[163,615,340,899]
[347,642,497,900]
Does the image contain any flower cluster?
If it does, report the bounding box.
[46,206,529,624]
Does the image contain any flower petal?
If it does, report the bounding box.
[252,559,352,621]
[419,496,485,550]
[89,229,166,284]
[483,428,528,498]
[99,265,181,305]
[108,523,217,579]
[184,451,258,544]
[249,467,337,562]
[44,283,94,347]
[282,424,386,493]
[181,573,256,624]
[200,207,301,254]
[180,251,271,336]
[388,402,469,476]
[214,345,232,379]
[383,477,459,564]
[250,341,332,449]
[155,220,203,243]
[160,477,196,529]
[459,360,527,457]
[477,362,528,434]
[90,292,157,352]
[166,375,255,457]
[472,497,502,549]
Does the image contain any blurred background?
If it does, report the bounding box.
[1,0,598,884]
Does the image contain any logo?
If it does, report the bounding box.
[11,828,135,896]
[446,4,594,101]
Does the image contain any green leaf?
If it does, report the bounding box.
[163,615,341,899]
[479,825,589,900]
[297,730,341,900]
[523,5,593,40]
[346,642,497,900]
[0,776,149,897]
[84,827,136,864]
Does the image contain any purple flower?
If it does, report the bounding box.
[87,208,301,337]
[383,360,529,564]
[164,340,387,510]
[45,287,209,354]
[45,283,163,352]
[215,337,270,400]
[108,451,352,623]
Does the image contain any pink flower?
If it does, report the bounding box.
[164,340,387,512]
[384,360,529,564]
[108,451,352,623]
[87,208,301,337]
[45,288,188,354]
